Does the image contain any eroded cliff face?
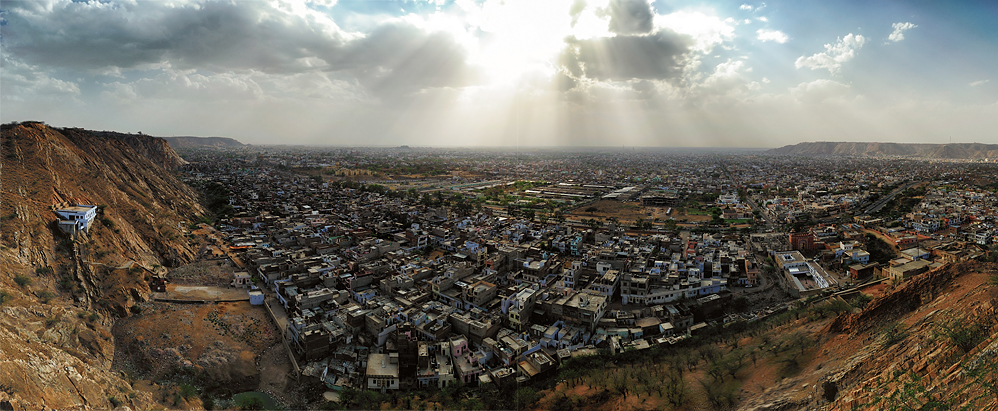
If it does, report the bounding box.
[740,262,998,411]
[91,130,189,169]
[0,122,205,409]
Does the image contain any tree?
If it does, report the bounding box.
[662,367,689,407]
[553,210,566,225]
[585,206,598,215]
[523,209,535,222]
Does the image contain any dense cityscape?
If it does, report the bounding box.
[167,145,998,407]
[3,0,997,409]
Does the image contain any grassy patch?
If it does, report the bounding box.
[14,275,31,287]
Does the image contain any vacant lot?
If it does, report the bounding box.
[569,200,712,224]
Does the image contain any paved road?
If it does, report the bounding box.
[863,180,921,215]
[716,156,775,229]
[744,195,776,228]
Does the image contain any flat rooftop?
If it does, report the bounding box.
[366,353,399,377]
[59,205,96,213]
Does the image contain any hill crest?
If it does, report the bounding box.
[768,141,998,159]
[162,136,245,149]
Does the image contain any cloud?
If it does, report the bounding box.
[0,0,479,99]
[700,59,753,97]
[970,79,990,87]
[0,53,81,101]
[100,69,265,103]
[0,1,353,73]
[559,30,693,81]
[888,22,917,42]
[795,33,866,75]
[740,4,754,11]
[654,11,735,53]
[756,29,788,43]
[791,79,851,103]
[601,0,654,35]
[334,22,479,96]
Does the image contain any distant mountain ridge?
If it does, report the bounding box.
[162,136,245,149]
[768,142,998,159]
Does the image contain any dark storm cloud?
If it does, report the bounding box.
[0,1,345,73]
[560,30,692,81]
[604,0,654,35]
[0,0,476,93]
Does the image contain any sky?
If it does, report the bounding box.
[2,0,997,147]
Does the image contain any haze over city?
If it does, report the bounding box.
[2,0,997,147]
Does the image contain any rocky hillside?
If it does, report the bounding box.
[0,122,206,410]
[91,130,189,169]
[162,136,245,149]
[521,262,996,411]
[768,141,998,159]
[734,261,997,410]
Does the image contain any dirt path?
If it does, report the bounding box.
[257,343,292,403]
[155,284,250,301]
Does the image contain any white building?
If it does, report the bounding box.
[55,205,98,235]
[366,353,400,392]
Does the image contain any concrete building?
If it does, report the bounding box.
[54,205,98,236]
[366,353,400,392]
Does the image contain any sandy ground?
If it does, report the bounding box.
[569,200,713,224]
[156,284,250,301]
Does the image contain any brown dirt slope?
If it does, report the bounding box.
[0,122,206,410]
[743,261,998,410]
[523,262,996,411]
[112,301,279,395]
[91,130,189,169]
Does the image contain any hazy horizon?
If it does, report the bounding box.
[3,0,996,147]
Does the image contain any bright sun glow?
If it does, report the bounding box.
[442,0,617,85]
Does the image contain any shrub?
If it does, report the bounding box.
[129,305,143,315]
[178,383,197,400]
[45,316,60,327]
[14,275,31,287]
[38,291,55,304]
[0,291,12,305]
[849,293,873,309]
[237,396,264,410]
[882,322,907,346]
[35,266,54,276]
[108,396,121,407]
[202,396,216,411]
[88,313,100,322]
[937,319,989,353]
[58,275,75,291]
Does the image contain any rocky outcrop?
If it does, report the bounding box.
[741,262,998,410]
[828,262,967,334]
[90,130,189,169]
[0,305,160,410]
[0,122,205,409]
